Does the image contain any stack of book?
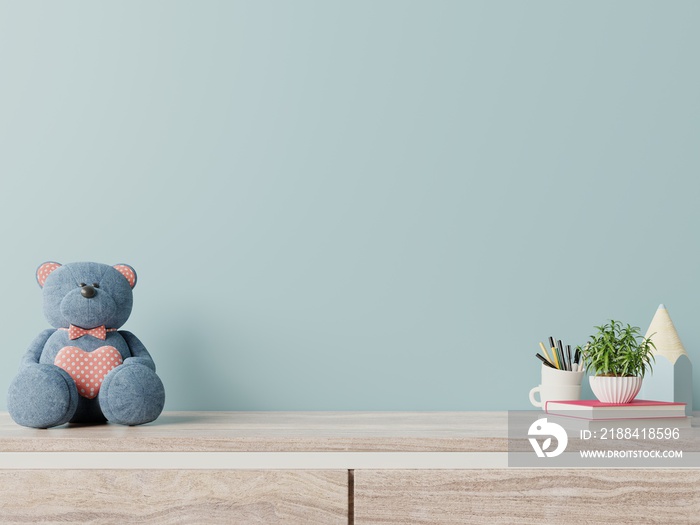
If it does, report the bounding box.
[544,399,690,431]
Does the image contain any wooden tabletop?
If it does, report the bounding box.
[0,411,508,453]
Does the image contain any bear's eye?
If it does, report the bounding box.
[92,283,100,288]
[79,282,87,287]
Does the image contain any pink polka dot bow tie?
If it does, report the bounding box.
[66,325,116,340]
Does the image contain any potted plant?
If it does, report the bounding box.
[579,320,656,404]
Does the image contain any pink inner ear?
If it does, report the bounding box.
[37,262,62,287]
[114,265,136,288]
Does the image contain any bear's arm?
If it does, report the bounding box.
[119,330,156,372]
[21,328,56,366]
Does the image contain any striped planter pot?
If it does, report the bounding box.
[589,376,642,404]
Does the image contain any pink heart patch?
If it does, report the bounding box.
[54,346,123,399]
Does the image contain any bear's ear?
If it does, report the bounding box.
[113,264,137,288]
[36,262,62,288]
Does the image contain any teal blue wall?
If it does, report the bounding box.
[1,1,699,411]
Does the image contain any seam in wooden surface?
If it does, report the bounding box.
[348,469,354,525]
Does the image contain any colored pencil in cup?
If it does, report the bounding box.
[539,342,554,366]
[535,353,557,369]
[550,345,561,369]
[557,340,566,370]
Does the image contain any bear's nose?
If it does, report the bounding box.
[80,285,96,298]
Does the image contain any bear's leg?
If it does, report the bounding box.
[98,364,165,426]
[7,364,79,428]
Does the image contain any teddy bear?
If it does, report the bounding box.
[7,261,165,428]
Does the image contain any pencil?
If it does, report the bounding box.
[539,342,554,365]
[535,353,557,369]
[548,337,560,369]
[557,340,566,370]
[550,346,560,369]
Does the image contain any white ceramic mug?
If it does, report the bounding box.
[529,364,584,409]
[540,364,584,386]
[529,384,582,408]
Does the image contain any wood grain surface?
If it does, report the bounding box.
[3,412,700,524]
[0,411,509,452]
[0,470,347,524]
[354,469,700,524]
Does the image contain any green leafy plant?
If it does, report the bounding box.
[579,320,656,378]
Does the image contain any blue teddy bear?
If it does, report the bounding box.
[7,261,165,428]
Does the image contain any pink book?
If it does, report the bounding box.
[544,399,686,420]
